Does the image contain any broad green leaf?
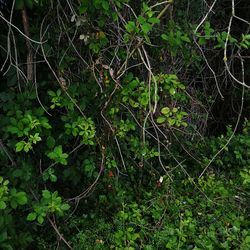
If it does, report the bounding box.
[24,143,32,152]
[60,158,68,165]
[42,190,51,199]
[61,203,70,211]
[46,136,55,149]
[48,90,56,97]
[167,118,175,126]
[37,215,44,224]
[0,231,8,242]
[161,34,168,41]
[16,141,25,152]
[169,88,176,95]
[161,107,170,115]
[50,175,57,182]
[0,201,6,210]
[245,236,250,243]
[10,200,18,209]
[102,1,109,11]
[125,21,136,33]
[27,212,37,221]
[181,36,191,43]
[16,192,27,205]
[156,116,166,124]
[56,89,61,96]
[138,15,145,25]
[172,107,178,113]
[148,17,160,24]
[141,23,152,34]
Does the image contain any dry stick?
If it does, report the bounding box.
[0,0,14,71]
[137,47,159,148]
[90,56,103,93]
[194,0,224,99]
[11,29,22,91]
[48,217,73,249]
[171,132,205,166]
[199,0,249,176]
[29,189,73,249]
[0,139,15,166]
[56,5,89,67]
[40,15,86,118]
[223,0,250,89]
[193,39,224,99]
[21,7,33,82]
[141,45,158,114]
[136,2,172,144]
[0,1,24,90]
[0,13,44,44]
[151,118,174,181]
[199,53,245,178]
[117,2,171,79]
[194,0,218,34]
[149,115,219,204]
[156,2,171,19]
[151,0,172,9]
[121,103,218,205]
[33,52,52,116]
[68,144,106,201]
[100,82,128,173]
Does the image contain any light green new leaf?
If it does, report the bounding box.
[161,107,170,115]
[157,116,166,124]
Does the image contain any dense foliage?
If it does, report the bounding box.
[0,0,249,249]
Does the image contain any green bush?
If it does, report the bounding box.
[0,0,249,249]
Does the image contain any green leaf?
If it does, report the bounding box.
[169,88,176,95]
[156,116,166,124]
[141,23,152,34]
[46,136,55,149]
[138,15,145,25]
[181,36,191,43]
[245,236,250,243]
[24,142,32,152]
[148,17,160,24]
[56,89,61,96]
[167,118,175,126]
[16,141,25,152]
[161,34,168,40]
[16,192,27,205]
[48,90,56,97]
[10,200,18,209]
[59,158,68,165]
[0,201,6,210]
[37,215,44,224]
[42,190,51,199]
[172,107,178,113]
[0,231,8,243]
[50,175,57,182]
[125,21,136,33]
[47,151,56,159]
[27,212,37,221]
[102,1,109,11]
[61,203,70,211]
[161,107,170,115]
[54,145,63,155]
[61,153,68,159]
